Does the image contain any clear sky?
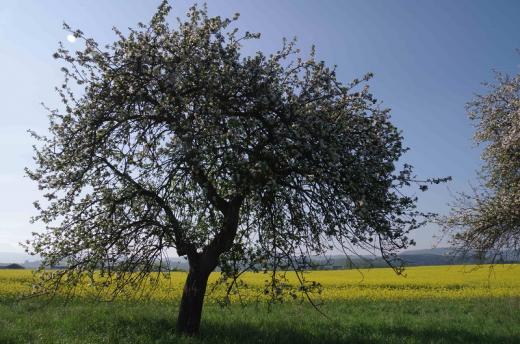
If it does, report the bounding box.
[1,0,519,253]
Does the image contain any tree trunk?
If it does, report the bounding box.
[175,199,242,336]
[176,265,211,336]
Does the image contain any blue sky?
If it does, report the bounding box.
[0,0,519,253]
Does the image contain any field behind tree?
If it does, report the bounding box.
[1,265,519,343]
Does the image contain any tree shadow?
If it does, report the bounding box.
[110,316,520,344]
[199,321,519,344]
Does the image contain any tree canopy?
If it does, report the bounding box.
[26,2,446,335]
[442,69,520,261]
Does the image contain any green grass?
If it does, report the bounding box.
[1,297,519,343]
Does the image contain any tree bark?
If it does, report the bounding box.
[176,262,212,336]
[175,199,242,336]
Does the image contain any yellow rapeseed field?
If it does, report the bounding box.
[0,264,518,302]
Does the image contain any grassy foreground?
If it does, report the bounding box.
[0,265,519,343]
[1,298,519,343]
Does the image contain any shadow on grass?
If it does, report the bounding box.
[2,299,518,344]
[110,316,520,344]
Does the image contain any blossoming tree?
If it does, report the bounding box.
[27,2,446,335]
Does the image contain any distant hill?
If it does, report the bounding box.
[0,263,25,269]
[0,247,518,270]
[311,247,520,269]
[399,247,454,256]
[0,251,188,270]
